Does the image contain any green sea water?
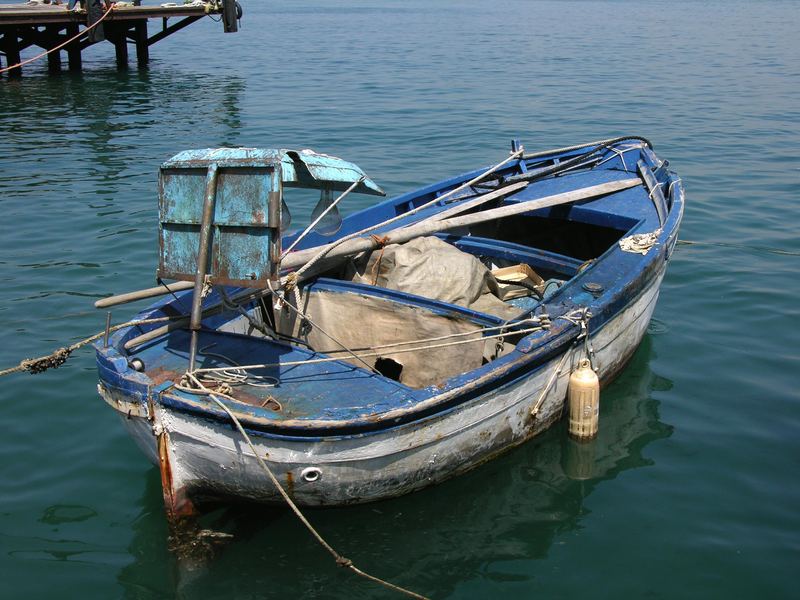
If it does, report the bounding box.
[1,1,798,597]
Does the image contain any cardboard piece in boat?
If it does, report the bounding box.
[491,264,545,300]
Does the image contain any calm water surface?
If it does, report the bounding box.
[1,1,798,598]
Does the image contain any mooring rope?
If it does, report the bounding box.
[530,347,573,418]
[0,315,178,378]
[676,239,800,257]
[182,373,429,600]
[291,147,525,281]
[0,3,115,75]
[530,310,591,417]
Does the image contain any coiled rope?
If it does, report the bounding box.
[0,3,115,75]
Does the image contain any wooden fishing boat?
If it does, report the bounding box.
[95,138,683,521]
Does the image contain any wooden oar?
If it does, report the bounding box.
[95,182,525,309]
[426,181,528,222]
[100,177,640,311]
[282,178,641,270]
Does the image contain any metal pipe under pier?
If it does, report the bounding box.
[0,1,240,78]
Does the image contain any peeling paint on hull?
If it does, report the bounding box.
[96,140,684,512]
[109,273,662,506]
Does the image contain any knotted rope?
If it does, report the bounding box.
[0,315,178,378]
[368,234,391,285]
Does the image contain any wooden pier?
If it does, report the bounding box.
[0,1,239,78]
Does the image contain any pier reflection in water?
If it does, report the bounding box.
[0,68,244,356]
[117,336,672,599]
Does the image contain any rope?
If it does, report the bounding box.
[325,318,545,353]
[183,374,429,600]
[0,315,177,377]
[190,325,546,375]
[280,178,364,259]
[506,137,654,187]
[195,345,280,389]
[593,143,645,172]
[291,148,525,282]
[266,280,382,375]
[676,239,800,257]
[619,228,662,255]
[520,136,653,160]
[367,235,390,285]
[0,3,115,75]
[530,346,572,418]
[530,309,591,417]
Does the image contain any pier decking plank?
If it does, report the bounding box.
[0,1,237,77]
[0,3,219,25]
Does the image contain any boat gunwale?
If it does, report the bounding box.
[153,244,673,437]
[107,256,664,446]
[96,147,684,441]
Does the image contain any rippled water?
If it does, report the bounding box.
[1,1,798,598]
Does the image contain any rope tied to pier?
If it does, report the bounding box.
[0,3,115,75]
[182,373,429,600]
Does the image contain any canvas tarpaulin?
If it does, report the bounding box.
[274,238,518,388]
[345,237,519,320]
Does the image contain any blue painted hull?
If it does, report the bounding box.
[96,138,683,507]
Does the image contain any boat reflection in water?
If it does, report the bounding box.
[118,335,673,598]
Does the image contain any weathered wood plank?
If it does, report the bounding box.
[282,178,643,271]
[0,4,222,26]
[3,25,22,77]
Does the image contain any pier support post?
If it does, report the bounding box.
[0,3,239,78]
[3,26,22,78]
[66,23,82,72]
[222,0,238,33]
[134,20,148,68]
[46,25,62,74]
[110,24,129,70]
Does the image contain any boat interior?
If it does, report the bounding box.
[104,142,679,427]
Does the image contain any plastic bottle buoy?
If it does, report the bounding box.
[568,358,599,440]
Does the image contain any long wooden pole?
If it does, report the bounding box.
[282,178,641,271]
[94,181,524,309]
[99,177,641,311]
[95,281,193,308]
